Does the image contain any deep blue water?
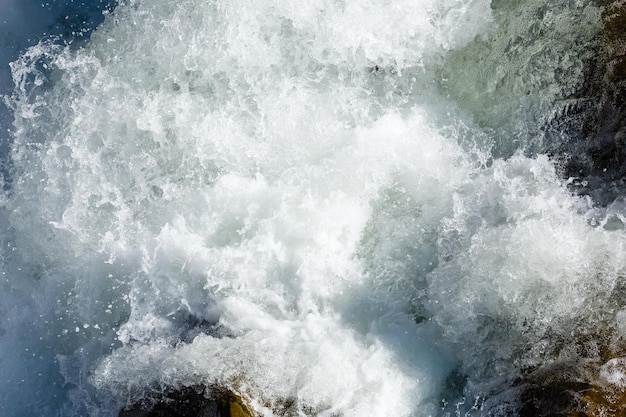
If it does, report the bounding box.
[0,0,116,186]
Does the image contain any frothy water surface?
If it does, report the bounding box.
[1,1,625,416]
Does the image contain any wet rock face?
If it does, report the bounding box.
[119,386,254,417]
[514,337,626,417]
[552,0,626,204]
[518,361,593,417]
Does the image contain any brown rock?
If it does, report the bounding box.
[516,336,626,417]
[118,385,255,417]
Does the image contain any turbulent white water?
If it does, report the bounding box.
[1,0,625,416]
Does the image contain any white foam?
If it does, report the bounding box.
[600,358,626,388]
[2,0,625,416]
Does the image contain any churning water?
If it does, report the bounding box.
[1,0,625,416]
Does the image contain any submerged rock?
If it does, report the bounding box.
[118,385,255,417]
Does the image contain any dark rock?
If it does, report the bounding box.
[549,0,626,204]
[517,361,591,417]
[514,335,626,417]
[119,385,255,417]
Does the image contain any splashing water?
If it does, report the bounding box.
[1,0,625,416]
